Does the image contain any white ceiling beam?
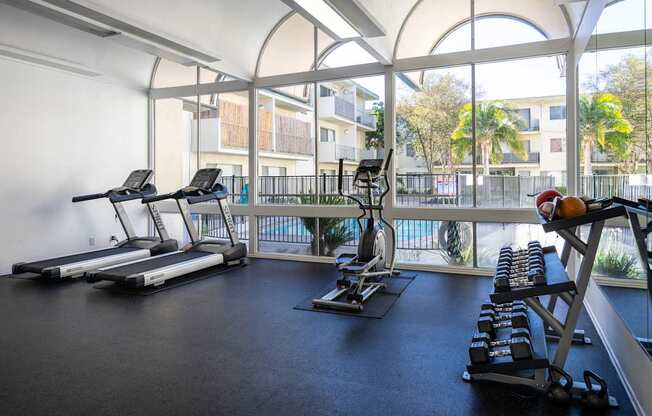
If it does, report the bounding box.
[393,38,570,73]
[572,0,608,60]
[255,62,385,88]
[353,38,391,65]
[150,80,250,100]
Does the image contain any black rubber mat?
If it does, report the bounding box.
[0,259,635,415]
[294,273,416,318]
[93,260,246,295]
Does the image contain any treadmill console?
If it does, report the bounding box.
[123,170,154,190]
[357,159,384,175]
[190,168,222,190]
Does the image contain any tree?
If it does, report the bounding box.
[396,74,469,175]
[592,54,651,172]
[365,101,384,149]
[451,101,526,176]
[578,93,632,175]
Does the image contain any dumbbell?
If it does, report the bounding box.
[472,327,531,346]
[495,266,546,282]
[480,304,528,321]
[496,259,544,273]
[469,336,533,364]
[477,311,529,339]
[495,273,546,292]
[494,268,545,283]
[480,300,526,313]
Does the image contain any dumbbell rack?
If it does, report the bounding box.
[463,206,623,407]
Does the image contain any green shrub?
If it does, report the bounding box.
[593,250,642,279]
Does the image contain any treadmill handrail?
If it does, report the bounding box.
[72,192,108,203]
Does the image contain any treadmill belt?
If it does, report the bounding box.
[19,247,141,271]
[99,251,213,276]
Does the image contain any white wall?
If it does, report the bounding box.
[0,57,149,274]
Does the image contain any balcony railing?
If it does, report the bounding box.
[356,109,376,129]
[335,144,357,161]
[334,96,355,120]
[274,114,313,156]
[460,152,540,165]
[220,115,313,156]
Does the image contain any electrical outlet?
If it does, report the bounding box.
[89,237,95,246]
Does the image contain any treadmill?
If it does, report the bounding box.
[87,168,247,288]
[10,170,178,279]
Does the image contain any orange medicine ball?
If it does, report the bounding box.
[557,196,587,219]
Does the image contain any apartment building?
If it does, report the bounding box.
[396,94,620,181]
[180,79,379,184]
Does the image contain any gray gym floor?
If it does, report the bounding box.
[0,259,634,415]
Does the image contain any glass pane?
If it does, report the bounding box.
[196,214,249,249]
[395,66,472,207]
[474,0,569,45]
[395,219,473,267]
[318,41,377,69]
[596,0,649,35]
[475,223,562,268]
[154,96,198,193]
[475,56,567,207]
[198,91,249,205]
[257,216,315,255]
[316,217,361,257]
[257,84,316,205]
[318,75,385,206]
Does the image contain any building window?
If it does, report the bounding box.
[550,138,563,153]
[405,143,416,157]
[549,105,566,120]
[320,127,335,143]
[514,108,531,130]
[320,85,335,97]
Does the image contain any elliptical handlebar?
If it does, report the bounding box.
[382,149,394,173]
[337,158,344,196]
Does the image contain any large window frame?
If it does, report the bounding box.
[147,3,647,276]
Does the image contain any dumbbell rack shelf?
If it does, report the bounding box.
[489,246,575,305]
[464,307,549,380]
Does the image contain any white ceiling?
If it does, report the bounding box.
[0,0,584,89]
[74,0,293,80]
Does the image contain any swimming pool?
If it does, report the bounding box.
[258,217,439,244]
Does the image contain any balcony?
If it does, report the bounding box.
[318,95,355,122]
[319,142,373,163]
[356,109,376,130]
[336,144,357,161]
[460,152,540,165]
[220,110,313,157]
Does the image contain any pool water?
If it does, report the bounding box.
[259,218,438,242]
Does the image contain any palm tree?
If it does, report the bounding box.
[451,101,527,176]
[579,93,633,175]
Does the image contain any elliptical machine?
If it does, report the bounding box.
[312,149,397,312]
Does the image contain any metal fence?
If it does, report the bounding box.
[200,214,445,251]
[218,173,652,208]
